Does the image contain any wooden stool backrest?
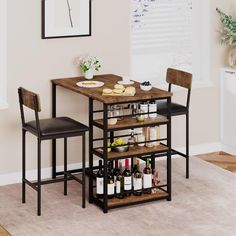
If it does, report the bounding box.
[18,87,41,133]
[166,68,192,89]
[18,87,41,112]
[166,68,192,108]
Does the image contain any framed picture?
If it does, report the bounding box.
[42,0,91,39]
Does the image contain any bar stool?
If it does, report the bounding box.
[157,68,192,179]
[18,87,89,216]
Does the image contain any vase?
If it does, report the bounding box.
[84,69,93,79]
[228,47,236,68]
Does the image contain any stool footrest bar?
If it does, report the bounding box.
[66,172,83,184]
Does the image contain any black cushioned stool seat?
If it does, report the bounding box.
[26,117,88,139]
[157,101,188,116]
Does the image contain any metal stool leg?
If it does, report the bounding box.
[22,129,26,204]
[37,138,41,216]
[64,138,68,196]
[186,113,189,179]
[82,133,86,208]
[52,139,56,179]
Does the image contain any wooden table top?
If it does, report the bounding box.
[51,74,172,104]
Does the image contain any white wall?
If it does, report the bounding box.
[0,0,7,108]
[0,0,130,176]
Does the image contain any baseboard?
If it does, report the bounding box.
[176,142,222,156]
[221,144,236,156]
[0,142,222,186]
[0,160,99,187]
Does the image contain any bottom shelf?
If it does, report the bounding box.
[94,189,169,210]
[108,189,168,208]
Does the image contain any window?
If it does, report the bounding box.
[0,0,7,109]
[131,0,210,87]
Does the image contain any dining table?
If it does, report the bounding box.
[51,74,172,213]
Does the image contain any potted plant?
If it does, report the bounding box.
[75,55,101,79]
[216,8,236,67]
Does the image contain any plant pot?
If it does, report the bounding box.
[84,69,94,79]
[228,47,236,68]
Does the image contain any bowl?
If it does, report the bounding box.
[112,145,129,152]
[140,84,152,91]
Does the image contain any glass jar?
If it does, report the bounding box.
[129,103,138,118]
[108,109,118,125]
[137,129,145,147]
[112,105,124,120]
[149,127,157,146]
[149,102,157,118]
[140,103,149,118]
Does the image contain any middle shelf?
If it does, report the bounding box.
[93,144,168,160]
[93,115,168,131]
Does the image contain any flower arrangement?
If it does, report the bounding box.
[75,55,101,73]
[216,8,236,46]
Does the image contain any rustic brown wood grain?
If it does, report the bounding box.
[95,144,168,160]
[0,226,11,236]
[52,74,172,104]
[18,87,41,112]
[94,115,168,131]
[166,68,192,89]
[196,151,236,173]
[108,189,168,207]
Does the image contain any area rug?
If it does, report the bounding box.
[0,156,235,236]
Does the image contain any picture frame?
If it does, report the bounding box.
[42,0,91,39]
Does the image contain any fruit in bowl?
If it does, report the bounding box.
[140,81,152,91]
[111,138,129,152]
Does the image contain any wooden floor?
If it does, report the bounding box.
[196,151,236,173]
[0,226,11,236]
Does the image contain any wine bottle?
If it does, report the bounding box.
[122,159,132,196]
[113,160,120,185]
[133,159,143,196]
[115,163,125,199]
[115,163,124,199]
[107,161,115,199]
[143,159,152,194]
[96,160,104,199]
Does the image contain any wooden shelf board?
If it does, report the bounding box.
[94,144,168,160]
[108,190,168,208]
[94,115,168,130]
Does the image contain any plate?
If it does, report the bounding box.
[76,81,104,88]
[117,80,135,85]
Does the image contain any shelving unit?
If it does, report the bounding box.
[89,97,172,213]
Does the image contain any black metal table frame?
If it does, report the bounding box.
[51,83,172,213]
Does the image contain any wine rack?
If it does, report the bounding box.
[89,96,172,213]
